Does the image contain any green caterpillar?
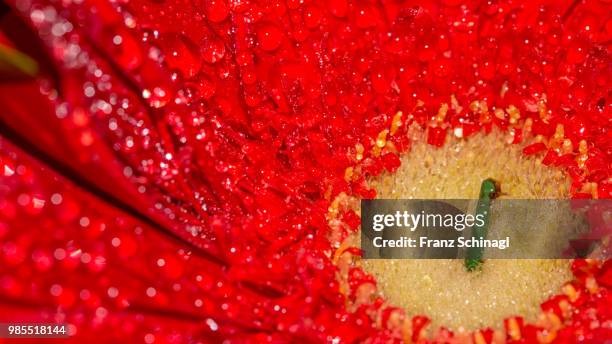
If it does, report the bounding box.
[465,178,499,272]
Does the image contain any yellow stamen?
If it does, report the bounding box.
[494,108,505,120]
[376,130,388,148]
[355,143,364,161]
[436,103,449,122]
[538,97,551,124]
[474,331,487,344]
[549,124,565,149]
[373,129,389,157]
[390,111,404,136]
[451,95,463,114]
[586,276,599,294]
[506,105,521,124]
[562,283,579,303]
[344,167,354,182]
[507,317,522,341]
[523,118,533,132]
[576,140,588,168]
[561,139,573,154]
[500,81,509,98]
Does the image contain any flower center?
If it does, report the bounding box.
[362,130,573,331]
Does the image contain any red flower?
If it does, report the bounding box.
[0,0,610,342]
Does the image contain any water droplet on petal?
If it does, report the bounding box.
[160,33,202,78]
[201,36,226,64]
[142,86,170,108]
[204,0,229,23]
[105,28,143,71]
[257,23,284,51]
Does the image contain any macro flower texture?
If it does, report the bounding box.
[0,0,610,342]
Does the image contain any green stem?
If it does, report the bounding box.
[0,43,38,79]
[465,178,499,271]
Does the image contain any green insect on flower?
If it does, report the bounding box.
[465,178,500,271]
